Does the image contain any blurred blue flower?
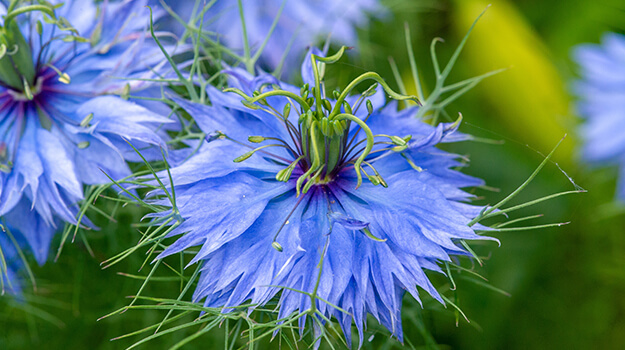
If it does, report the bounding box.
[161,0,383,77]
[152,49,494,345]
[573,33,625,199]
[0,0,174,287]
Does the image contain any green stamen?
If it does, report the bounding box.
[233,144,287,163]
[225,47,428,196]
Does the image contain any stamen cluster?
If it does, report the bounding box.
[226,47,420,196]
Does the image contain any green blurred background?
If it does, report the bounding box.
[3,0,625,348]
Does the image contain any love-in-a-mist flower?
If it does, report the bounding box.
[0,0,174,292]
[150,47,494,346]
[162,0,383,76]
[573,33,625,199]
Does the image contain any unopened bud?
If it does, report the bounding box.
[390,136,406,146]
[322,99,332,112]
[248,136,265,143]
[366,99,373,115]
[80,113,93,128]
[233,151,255,163]
[121,83,130,100]
[272,241,283,252]
[332,120,344,135]
[366,173,380,186]
[342,101,353,115]
[364,83,378,97]
[300,83,309,97]
[283,103,291,119]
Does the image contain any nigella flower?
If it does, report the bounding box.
[573,33,625,199]
[0,0,174,287]
[150,48,494,346]
[161,0,383,76]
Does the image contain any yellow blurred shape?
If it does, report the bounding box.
[451,0,573,163]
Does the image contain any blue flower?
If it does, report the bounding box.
[151,48,494,345]
[0,0,174,286]
[161,0,383,76]
[573,33,625,199]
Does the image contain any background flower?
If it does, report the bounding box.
[160,0,384,77]
[0,0,173,289]
[573,32,625,199]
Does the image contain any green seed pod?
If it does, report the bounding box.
[80,113,94,128]
[321,117,330,136]
[298,111,307,125]
[366,99,373,115]
[364,83,378,97]
[0,163,11,173]
[248,136,265,143]
[233,150,255,163]
[276,167,291,182]
[271,241,283,252]
[121,83,130,100]
[377,175,388,188]
[392,145,408,153]
[366,173,380,186]
[322,99,332,112]
[332,120,344,135]
[342,101,353,115]
[300,83,309,97]
[283,103,291,119]
[390,136,406,146]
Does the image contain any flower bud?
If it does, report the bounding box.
[80,113,93,128]
[283,103,291,119]
[366,99,373,115]
[248,136,265,143]
[271,241,283,252]
[233,150,255,163]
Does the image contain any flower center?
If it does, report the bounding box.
[0,3,72,99]
[226,47,419,196]
[6,76,44,101]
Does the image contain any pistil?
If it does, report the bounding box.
[225,47,422,196]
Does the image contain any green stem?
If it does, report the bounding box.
[329,72,420,118]
[224,88,311,113]
[4,5,55,26]
[310,54,323,117]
